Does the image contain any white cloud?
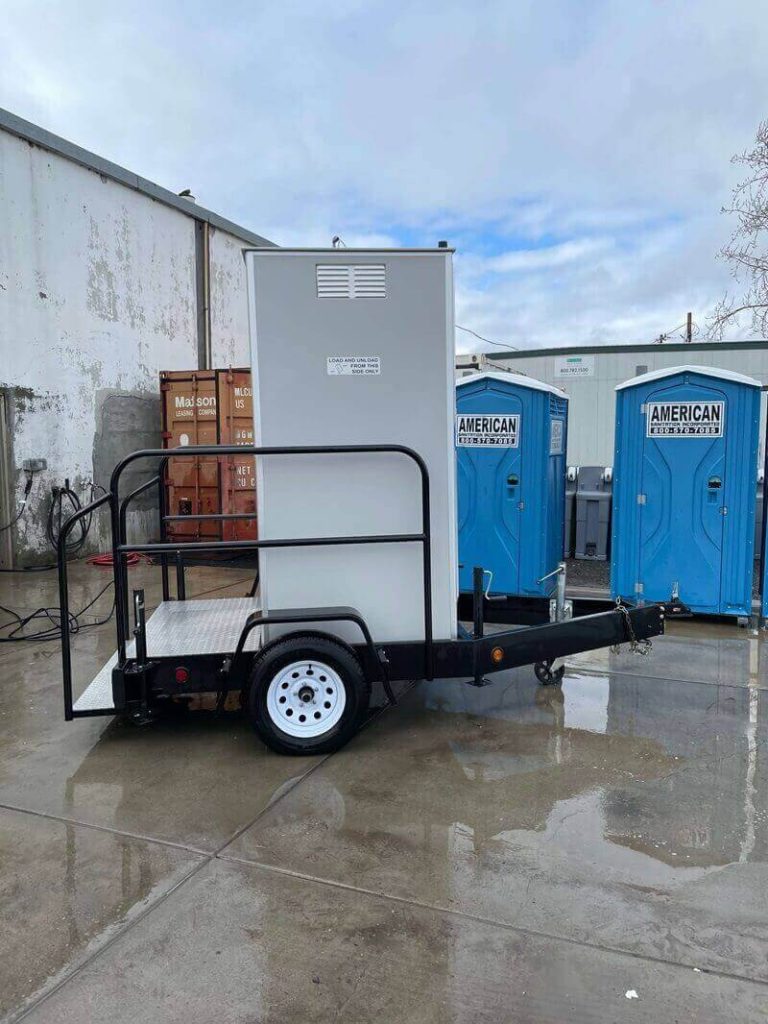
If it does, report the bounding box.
[485,238,612,274]
[1,0,766,348]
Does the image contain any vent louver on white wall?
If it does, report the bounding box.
[316,264,386,299]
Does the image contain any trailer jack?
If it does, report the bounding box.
[469,566,492,688]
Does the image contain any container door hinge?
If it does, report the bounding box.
[720,506,728,516]
[634,582,644,594]
[518,500,525,511]
[636,493,646,505]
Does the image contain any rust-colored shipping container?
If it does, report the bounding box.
[160,368,257,543]
[216,368,257,541]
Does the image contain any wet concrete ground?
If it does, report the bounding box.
[2,562,768,1021]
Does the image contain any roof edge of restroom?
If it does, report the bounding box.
[456,370,569,399]
[615,364,762,391]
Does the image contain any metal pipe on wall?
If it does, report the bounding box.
[195,220,212,370]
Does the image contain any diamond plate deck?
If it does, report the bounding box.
[73,597,262,714]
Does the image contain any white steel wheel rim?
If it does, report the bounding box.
[266,660,346,738]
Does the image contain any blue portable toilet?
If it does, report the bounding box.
[760,429,768,621]
[456,371,569,597]
[612,365,760,617]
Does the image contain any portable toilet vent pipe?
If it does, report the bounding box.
[456,371,569,598]
[611,365,760,617]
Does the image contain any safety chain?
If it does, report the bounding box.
[610,598,653,656]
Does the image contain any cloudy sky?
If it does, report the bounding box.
[2,0,766,351]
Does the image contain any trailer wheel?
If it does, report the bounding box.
[534,660,565,686]
[246,633,371,756]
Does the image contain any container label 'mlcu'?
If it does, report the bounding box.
[646,401,725,437]
[456,413,520,447]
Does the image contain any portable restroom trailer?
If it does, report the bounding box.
[611,366,760,617]
[58,247,665,756]
[456,371,568,598]
[246,248,458,643]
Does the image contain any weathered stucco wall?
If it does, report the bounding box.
[0,130,199,562]
[210,227,251,367]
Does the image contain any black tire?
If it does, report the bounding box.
[534,660,565,686]
[245,632,371,756]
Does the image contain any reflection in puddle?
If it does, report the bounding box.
[419,669,766,872]
[485,789,723,888]
[562,673,609,734]
[425,672,610,735]
[740,684,759,863]
[1,814,194,1018]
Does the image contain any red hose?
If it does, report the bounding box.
[87,553,143,568]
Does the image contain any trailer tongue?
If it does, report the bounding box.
[58,443,663,755]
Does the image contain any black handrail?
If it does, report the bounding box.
[120,534,423,553]
[158,456,170,601]
[57,491,114,720]
[111,444,434,678]
[163,513,258,521]
[117,473,162,640]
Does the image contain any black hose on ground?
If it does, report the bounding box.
[46,479,86,556]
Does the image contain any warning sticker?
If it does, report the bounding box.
[646,401,725,437]
[456,413,520,447]
[327,356,381,376]
[550,418,564,455]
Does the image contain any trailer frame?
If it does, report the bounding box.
[57,444,663,737]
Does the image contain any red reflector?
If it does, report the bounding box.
[175,666,190,684]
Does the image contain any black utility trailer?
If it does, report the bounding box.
[58,444,663,756]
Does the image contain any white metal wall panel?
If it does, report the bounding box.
[485,345,768,467]
[247,249,458,644]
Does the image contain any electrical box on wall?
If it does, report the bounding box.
[245,248,458,643]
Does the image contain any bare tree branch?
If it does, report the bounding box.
[709,120,768,338]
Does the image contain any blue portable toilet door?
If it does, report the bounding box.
[638,379,727,612]
[457,390,524,594]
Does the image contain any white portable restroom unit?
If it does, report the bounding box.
[56,247,663,757]
[247,248,458,645]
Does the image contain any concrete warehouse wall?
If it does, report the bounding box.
[210,228,252,367]
[0,115,271,566]
[467,342,768,468]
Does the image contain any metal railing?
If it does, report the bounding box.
[58,444,433,718]
[57,491,113,720]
